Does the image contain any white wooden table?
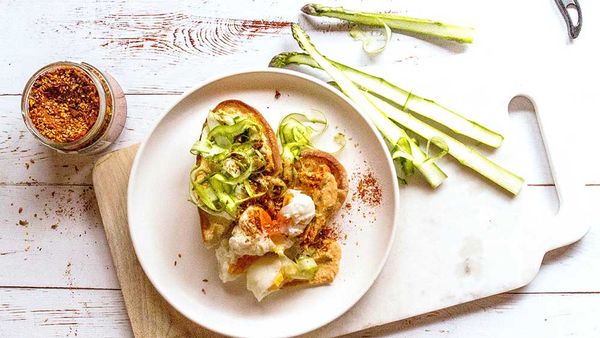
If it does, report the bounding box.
[1,1,599,337]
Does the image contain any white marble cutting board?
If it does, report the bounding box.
[292,0,600,331]
[301,49,596,337]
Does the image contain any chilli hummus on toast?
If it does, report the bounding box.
[189,100,347,300]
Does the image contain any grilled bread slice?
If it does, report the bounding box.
[292,149,348,244]
[284,149,348,286]
[196,100,282,247]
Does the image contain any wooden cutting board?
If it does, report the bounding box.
[93,144,219,338]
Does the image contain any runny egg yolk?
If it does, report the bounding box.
[229,206,277,257]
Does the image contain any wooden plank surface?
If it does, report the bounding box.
[0,185,119,289]
[0,288,132,338]
[0,0,481,95]
[2,0,599,336]
[1,289,599,338]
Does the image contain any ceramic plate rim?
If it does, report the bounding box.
[127,68,400,337]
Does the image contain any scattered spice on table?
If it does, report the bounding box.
[18,207,23,213]
[27,66,100,143]
[19,220,29,226]
[51,223,59,230]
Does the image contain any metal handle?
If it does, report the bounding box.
[555,0,582,39]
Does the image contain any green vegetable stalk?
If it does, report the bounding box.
[365,92,524,195]
[301,3,475,43]
[270,52,503,148]
[290,23,447,188]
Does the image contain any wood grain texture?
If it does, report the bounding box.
[1,288,599,338]
[92,145,218,338]
[0,185,119,289]
[0,288,132,338]
[0,0,481,95]
[96,13,290,57]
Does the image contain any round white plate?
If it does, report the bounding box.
[128,69,399,338]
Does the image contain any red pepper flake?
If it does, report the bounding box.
[18,207,23,214]
[27,66,100,143]
[354,171,382,206]
[274,90,281,99]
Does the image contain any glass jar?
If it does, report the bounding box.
[21,61,127,154]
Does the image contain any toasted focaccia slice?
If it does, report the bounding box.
[286,149,348,286]
[290,149,348,245]
[194,100,282,247]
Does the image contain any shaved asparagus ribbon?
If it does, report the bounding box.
[278,111,346,163]
[290,23,447,188]
[301,3,475,44]
[284,25,524,194]
[365,93,523,195]
[189,114,269,217]
[269,52,503,148]
[349,20,392,55]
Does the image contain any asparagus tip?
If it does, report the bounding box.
[291,23,302,41]
[268,53,292,68]
[301,4,319,16]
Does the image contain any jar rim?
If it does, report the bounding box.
[21,61,108,150]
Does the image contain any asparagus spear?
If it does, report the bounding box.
[290,23,447,188]
[364,92,524,195]
[270,52,503,148]
[301,3,475,43]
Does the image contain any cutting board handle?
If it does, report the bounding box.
[521,89,590,252]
